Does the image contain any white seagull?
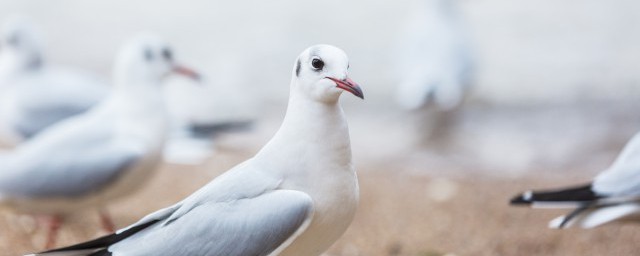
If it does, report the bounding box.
[32,44,363,256]
[0,34,199,249]
[0,16,108,145]
[511,132,640,228]
[395,0,474,111]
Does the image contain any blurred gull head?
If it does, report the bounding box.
[114,34,199,87]
[292,44,363,103]
[0,15,44,74]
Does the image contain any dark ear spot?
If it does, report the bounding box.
[144,48,153,61]
[162,48,173,61]
[295,59,301,77]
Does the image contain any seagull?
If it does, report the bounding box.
[0,16,108,145]
[395,0,474,111]
[0,34,199,249]
[31,44,364,256]
[511,132,640,228]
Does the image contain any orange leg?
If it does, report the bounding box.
[44,215,62,249]
[98,208,115,233]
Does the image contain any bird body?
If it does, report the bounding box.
[255,89,358,255]
[395,0,473,111]
[0,16,108,144]
[1,34,199,249]
[511,132,640,228]
[34,44,363,256]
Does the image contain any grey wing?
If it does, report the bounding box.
[13,104,90,138]
[0,139,144,198]
[12,84,103,139]
[31,203,183,256]
[109,190,313,256]
[593,133,640,196]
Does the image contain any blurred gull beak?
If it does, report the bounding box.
[327,77,364,99]
[173,65,201,81]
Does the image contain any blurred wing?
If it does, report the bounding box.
[580,204,640,228]
[607,132,640,168]
[12,71,108,138]
[549,204,640,229]
[12,103,91,138]
[593,133,640,196]
[0,135,144,198]
[33,190,313,256]
[593,164,640,197]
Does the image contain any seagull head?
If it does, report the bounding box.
[114,34,200,87]
[292,44,363,103]
[0,16,44,71]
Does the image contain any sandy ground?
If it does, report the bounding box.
[2,140,640,256]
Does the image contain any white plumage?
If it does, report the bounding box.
[32,44,363,256]
[0,16,108,145]
[395,0,473,111]
[1,34,199,248]
[511,131,640,228]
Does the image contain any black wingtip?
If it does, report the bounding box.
[509,183,599,206]
[34,219,160,255]
[510,192,533,205]
[89,249,113,256]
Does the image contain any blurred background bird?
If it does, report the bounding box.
[0,16,108,146]
[511,131,640,229]
[0,15,253,164]
[0,1,638,255]
[394,0,474,149]
[0,34,199,249]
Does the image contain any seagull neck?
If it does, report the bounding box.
[284,90,348,136]
[257,90,353,172]
[110,81,168,141]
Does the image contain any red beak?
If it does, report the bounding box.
[173,65,201,81]
[327,77,364,99]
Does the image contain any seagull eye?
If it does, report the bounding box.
[311,58,324,70]
[162,48,173,61]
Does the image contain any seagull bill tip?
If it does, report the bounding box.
[327,77,364,99]
[173,65,201,82]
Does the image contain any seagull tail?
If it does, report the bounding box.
[579,204,640,228]
[549,215,571,229]
[26,219,159,256]
[510,183,600,208]
[547,204,640,229]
